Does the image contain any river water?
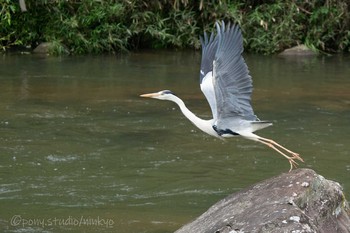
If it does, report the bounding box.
[0,52,349,233]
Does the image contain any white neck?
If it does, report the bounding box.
[168,95,218,137]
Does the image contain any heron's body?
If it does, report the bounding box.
[141,21,303,171]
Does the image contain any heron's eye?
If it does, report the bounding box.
[162,90,173,95]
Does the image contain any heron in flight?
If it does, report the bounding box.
[140,21,303,171]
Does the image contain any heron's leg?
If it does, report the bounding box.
[257,136,303,162]
[256,139,299,172]
[241,132,303,171]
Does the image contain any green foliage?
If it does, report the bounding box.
[305,1,350,53]
[243,0,350,54]
[1,0,349,54]
[0,0,22,50]
[241,2,305,54]
[126,1,200,49]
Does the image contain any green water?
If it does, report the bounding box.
[0,52,349,233]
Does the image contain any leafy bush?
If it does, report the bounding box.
[1,0,349,54]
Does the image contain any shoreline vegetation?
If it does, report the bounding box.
[1,0,350,55]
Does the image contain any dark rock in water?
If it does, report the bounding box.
[279,45,317,56]
[33,42,69,55]
[33,42,53,54]
[175,168,350,233]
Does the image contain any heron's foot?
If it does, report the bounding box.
[287,152,304,172]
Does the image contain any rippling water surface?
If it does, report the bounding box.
[0,52,349,233]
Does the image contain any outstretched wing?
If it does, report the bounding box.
[213,21,257,128]
[199,30,219,120]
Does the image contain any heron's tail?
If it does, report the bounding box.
[251,121,273,132]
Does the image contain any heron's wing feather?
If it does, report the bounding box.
[200,31,218,82]
[199,30,219,120]
[213,21,256,127]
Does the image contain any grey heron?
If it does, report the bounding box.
[140,21,303,171]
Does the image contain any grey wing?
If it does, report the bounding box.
[213,21,257,127]
[199,31,219,120]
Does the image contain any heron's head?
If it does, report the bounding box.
[140,90,176,101]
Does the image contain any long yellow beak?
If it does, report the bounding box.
[140,92,159,98]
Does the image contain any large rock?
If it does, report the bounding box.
[175,168,350,233]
